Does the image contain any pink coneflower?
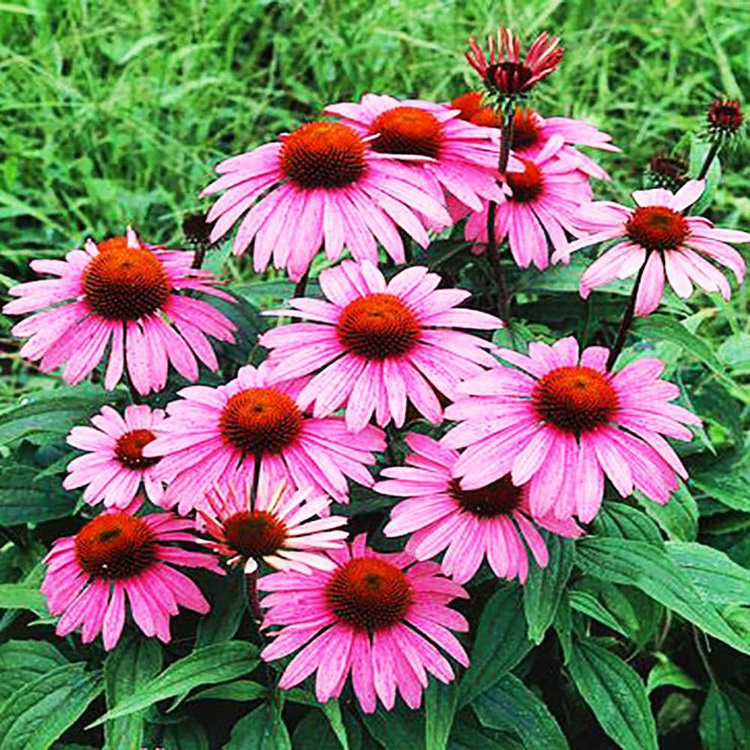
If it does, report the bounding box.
[442,336,700,523]
[324,94,504,212]
[377,434,582,584]
[461,138,593,270]
[259,535,469,712]
[555,180,749,315]
[41,501,222,650]
[64,404,166,509]
[450,94,619,180]
[199,479,348,574]
[260,260,501,432]
[202,121,451,281]
[143,363,385,513]
[3,227,235,395]
[466,29,563,97]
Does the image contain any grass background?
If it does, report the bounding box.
[1,0,747,261]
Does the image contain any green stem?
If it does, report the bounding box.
[606,256,649,371]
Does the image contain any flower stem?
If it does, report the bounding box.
[697,141,721,181]
[191,245,207,269]
[485,98,517,327]
[294,270,310,298]
[606,256,649,371]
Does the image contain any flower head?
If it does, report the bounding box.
[646,156,689,192]
[41,501,222,649]
[182,211,215,252]
[706,99,744,143]
[450,92,501,127]
[64,404,166,509]
[442,336,701,522]
[378,434,582,584]
[260,260,501,432]
[202,121,450,281]
[461,137,593,269]
[556,179,749,315]
[199,479,348,574]
[3,227,236,395]
[143,363,385,513]
[259,535,469,712]
[466,29,563,98]
[324,94,504,212]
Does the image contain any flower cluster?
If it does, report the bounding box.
[3,25,746,719]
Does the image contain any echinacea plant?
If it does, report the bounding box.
[2,18,748,750]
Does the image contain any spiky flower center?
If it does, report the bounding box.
[532,366,619,433]
[280,122,367,189]
[326,557,414,631]
[511,107,541,150]
[626,206,689,252]
[83,237,171,321]
[222,510,287,559]
[707,100,743,135]
[485,61,534,96]
[451,92,500,127]
[75,512,156,580]
[368,106,444,159]
[220,388,303,455]
[114,429,160,470]
[336,293,421,360]
[449,476,523,518]
[506,159,544,202]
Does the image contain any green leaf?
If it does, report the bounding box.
[161,717,210,750]
[593,502,664,545]
[448,712,524,749]
[0,582,45,611]
[576,537,749,654]
[639,484,698,542]
[645,653,700,695]
[458,585,532,707]
[425,680,458,750]
[524,533,575,643]
[666,541,750,606]
[691,452,750,512]
[321,700,349,750]
[292,710,339,750]
[90,641,259,726]
[225,702,291,750]
[103,635,163,750]
[0,465,76,525]
[360,702,425,750]
[195,569,246,646]
[569,590,631,638]
[473,674,569,749]
[0,663,102,750]
[0,640,68,704]
[554,592,573,664]
[699,683,750,750]
[688,138,721,214]
[568,639,657,750]
[0,383,125,446]
[634,315,728,381]
[188,680,267,703]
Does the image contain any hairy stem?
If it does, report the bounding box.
[294,269,310,298]
[485,98,517,327]
[697,141,721,181]
[606,256,649,371]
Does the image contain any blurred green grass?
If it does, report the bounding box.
[0,0,747,261]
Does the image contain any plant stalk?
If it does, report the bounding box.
[697,141,721,181]
[606,256,649,371]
